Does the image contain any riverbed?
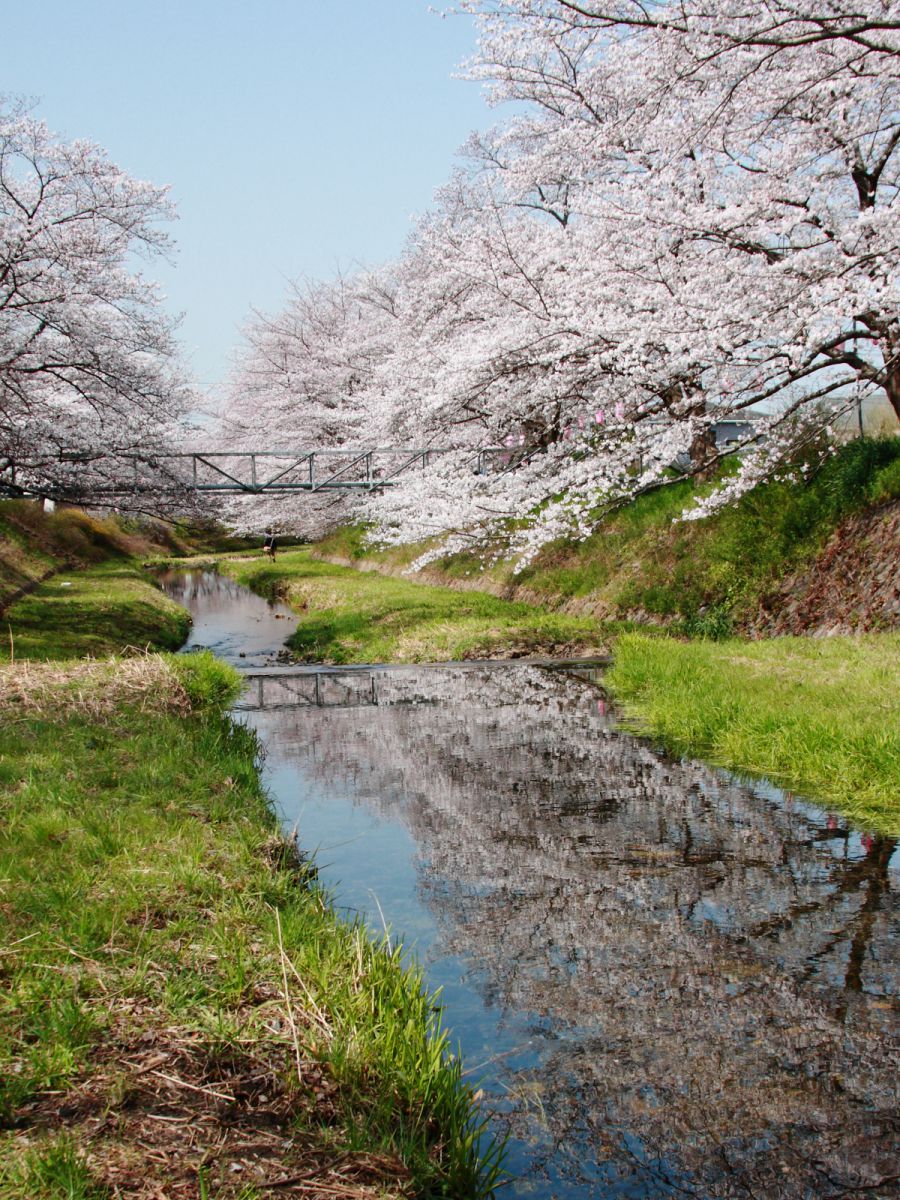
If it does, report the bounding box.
[160,568,900,1199]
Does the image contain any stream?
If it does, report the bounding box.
[159,568,900,1200]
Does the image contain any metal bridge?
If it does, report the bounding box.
[168,447,519,493]
[235,659,610,712]
[0,446,517,499]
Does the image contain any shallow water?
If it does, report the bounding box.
[161,569,900,1199]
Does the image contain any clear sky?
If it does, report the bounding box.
[4,0,488,390]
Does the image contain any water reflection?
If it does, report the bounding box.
[157,569,297,667]
[160,570,900,1199]
[254,666,899,1199]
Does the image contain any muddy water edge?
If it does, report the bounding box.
[159,568,900,1200]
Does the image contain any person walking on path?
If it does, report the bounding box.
[263,528,277,560]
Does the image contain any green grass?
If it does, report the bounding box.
[0,501,184,605]
[512,477,700,604]
[606,632,900,833]
[0,654,501,1198]
[325,440,900,637]
[505,438,900,628]
[0,502,125,612]
[0,501,265,618]
[0,1134,110,1200]
[0,561,191,660]
[221,551,608,663]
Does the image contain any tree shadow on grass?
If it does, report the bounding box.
[3,568,189,660]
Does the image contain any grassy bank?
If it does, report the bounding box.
[0,502,188,607]
[0,561,190,661]
[606,633,900,833]
[0,501,196,662]
[0,500,260,626]
[0,653,500,1198]
[221,551,608,663]
[316,438,900,635]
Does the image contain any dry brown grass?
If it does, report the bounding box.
[0,654,191,722]
[10,1008,410,1199]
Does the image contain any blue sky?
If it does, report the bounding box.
[5,1,488,388]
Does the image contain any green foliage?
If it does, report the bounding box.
[606,632,900,833]
[169,650,242,708]
[867,453,900,506]
[677,604,735,641]
[222,551,607,663]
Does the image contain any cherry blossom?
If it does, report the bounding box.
[221,2,899,558]
[0,101,190,505]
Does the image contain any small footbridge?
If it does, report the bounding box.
[163,446,520,494]
[1,446,517,499]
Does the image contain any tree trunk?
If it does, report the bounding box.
[689,423,718,479]
[883,357,900,424]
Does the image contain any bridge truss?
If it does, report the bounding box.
[166,447,512,494]
[0,446,517,500]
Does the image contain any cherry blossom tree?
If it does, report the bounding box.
[375,0,900,558]
[446,1,900,515]
[221,272,399,449]
[219,1,898,560]
[0,101,190,505]
[216,270,402,536]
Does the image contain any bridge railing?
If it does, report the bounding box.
[132,447,519,494]
[0,445,532,499]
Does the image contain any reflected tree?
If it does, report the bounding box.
[256,666,899,1197]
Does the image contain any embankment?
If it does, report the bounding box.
[0,502,192,660]
[0,520,499,1199]
[313,437,900,638]
[0,502,180,608]
[748,498,900,637]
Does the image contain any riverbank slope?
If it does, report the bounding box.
[0,523,500,1198]
[313,438,900,638]
[0,502,193,660]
